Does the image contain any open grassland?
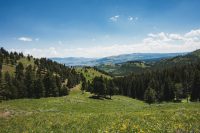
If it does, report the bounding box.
[0,86,200,133]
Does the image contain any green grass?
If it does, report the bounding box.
[17,58,35,67]
[0,86,200,133]
[1,64,15,76]
[76,67,111,82]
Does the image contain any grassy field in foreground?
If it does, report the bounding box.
[0,85,200,133]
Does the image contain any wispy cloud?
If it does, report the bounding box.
[128,16,138,22]
[110,15,119,22]
[18,37,32,42]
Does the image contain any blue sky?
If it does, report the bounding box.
[0,0,200,57]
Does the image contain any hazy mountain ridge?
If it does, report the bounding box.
[51,52,187,66]
[97,49,200,76]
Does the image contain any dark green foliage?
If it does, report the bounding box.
[191,70,200,101]
[113,60,200,103]
[24,65,34,98]
[87,76,117,99]
[92,76,106,97]
[15,62,24,80]
[106,79,115,99]
[144,87,156,104]
[33,78,44,98]
[174,83,183,101]
[81,75,87,94]
[60,85,69,96]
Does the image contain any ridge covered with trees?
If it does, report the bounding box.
[0,47,81,100]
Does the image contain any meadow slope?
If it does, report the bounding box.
[0,85,200,133]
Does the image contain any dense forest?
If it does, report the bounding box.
[0,48,81,100]
[113,61,200,103]
[83,53,200,103]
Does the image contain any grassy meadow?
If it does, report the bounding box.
[0,85,200,133]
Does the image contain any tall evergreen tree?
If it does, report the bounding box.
[106,79,115,99]
[144,87,157,104]
[33,78,44,98]
[15,62,24,80]
[191,70,200,101]
[24,65,34,98]
[93,76,106,97]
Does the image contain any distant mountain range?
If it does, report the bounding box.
[51,52,187,66]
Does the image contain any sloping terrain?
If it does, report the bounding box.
[76,67,111,82]
[0,85,199,133]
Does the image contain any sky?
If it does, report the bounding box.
[0,0,200,58]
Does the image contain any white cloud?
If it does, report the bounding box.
[12,28,200,58]
[18,37,32,42]
[110,15,119,22]
[184,29,200,37]
[169,34,183,40]
[146,32,171,42]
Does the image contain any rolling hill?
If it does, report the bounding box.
[97,49,200,76]
[51,52,186,66]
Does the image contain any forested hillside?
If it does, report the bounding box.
[83,50,200,103]
[97,61,152,76]
[113,61,200,103]
[0,48,81,100]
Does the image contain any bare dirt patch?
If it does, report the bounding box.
[0,111,11,118]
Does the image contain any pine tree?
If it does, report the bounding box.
[33,79,44,98]
[174,83,183,101]
[24,65,34,98]
[191,70,200,101]
[60,85,69,96]
[81,75,87,94]
[106,80,115,99]
[15,62,24,80]
[144,87,157,104]
[93,76,106,97]
[163,77,175,101]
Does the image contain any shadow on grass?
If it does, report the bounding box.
[89,95,112,100]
